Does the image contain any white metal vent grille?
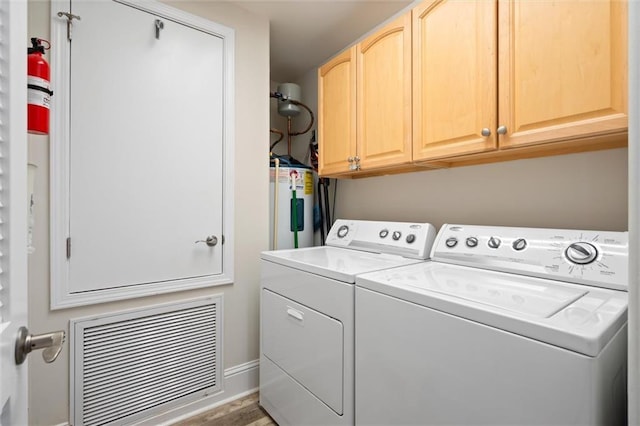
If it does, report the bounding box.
[72,296,222,426]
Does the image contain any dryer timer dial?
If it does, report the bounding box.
[565,242,598,265]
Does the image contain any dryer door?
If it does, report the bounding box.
[262,289,344,414]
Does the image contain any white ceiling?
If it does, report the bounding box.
[231,1,413,82]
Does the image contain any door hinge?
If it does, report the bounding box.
[66,237,71,259]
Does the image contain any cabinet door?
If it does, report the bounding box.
[357,13,412,170]
[413,0,497,161]
[318,47,357,176]
[498,0,627,148]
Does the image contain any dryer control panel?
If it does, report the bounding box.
[432,224,628,291]
[326,219,437,260]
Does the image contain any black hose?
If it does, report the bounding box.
[323,178,331,233]
[317,179,325,245]
[332,179,337,228]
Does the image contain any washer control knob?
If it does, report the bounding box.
[565,242,598,265]
[379,229,389,239]
[466,237,478,248]
[512,238,527,251]
[406,234,416,244]
[337,225,349,238]
[392,231,402,241]
[488,237,501,249]
[445,237,458,248]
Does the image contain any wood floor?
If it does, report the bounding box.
[174,392,276,426]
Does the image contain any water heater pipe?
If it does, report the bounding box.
[285,100,315,156]
[270,92,315,155]
[270,128,284,150]
[272,156,280,250]
[290,169,299,249]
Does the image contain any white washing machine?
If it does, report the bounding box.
[356,224,628,425]
[260,219,437,426]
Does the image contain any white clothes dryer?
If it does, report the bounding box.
[260,219,437,426]
[355,224,628,425]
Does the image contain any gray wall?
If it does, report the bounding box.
[27,2,269,424]
[335,148,628,231]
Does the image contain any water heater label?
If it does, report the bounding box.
[304,172,313,195]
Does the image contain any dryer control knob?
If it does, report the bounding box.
[466,237,478,248]
[445,237,458,248]
[488,237,501,249]
[513,238,527,251]
[406,234,416,244]
[565,242,598,265]
[392,231,402,241]
[337,225,349,238]
[379,229,389,238]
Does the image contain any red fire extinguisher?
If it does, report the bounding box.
[27,38,53,135]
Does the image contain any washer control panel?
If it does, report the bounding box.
[326,219,437,260]
[432,224,628,291]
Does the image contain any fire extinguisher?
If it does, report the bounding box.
[27,38,53,135]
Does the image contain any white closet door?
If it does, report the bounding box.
[68,0,224,293]
[0,1,29,423]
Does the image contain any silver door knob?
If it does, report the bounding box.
[497,125,507,135]
[195,235,218,247]
[481,128,491,137]
[15,326,65,365]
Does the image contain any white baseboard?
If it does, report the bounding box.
[134,359,260,426]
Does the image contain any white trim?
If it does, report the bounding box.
[628,1,639,423]
[225,359,260,378]
[49,0,235,309]
[52,276,232,310]
[134,360,260,426]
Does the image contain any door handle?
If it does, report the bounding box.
[195,235,218,247]
[15,326,65,365]
[286,307,304,321]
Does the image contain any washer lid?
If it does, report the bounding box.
[357,262,628,356]
[261,246,422,283]
[402,263,587,318]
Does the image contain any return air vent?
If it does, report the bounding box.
[71,296,222,426]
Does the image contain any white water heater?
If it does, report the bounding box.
[269,164,314,250]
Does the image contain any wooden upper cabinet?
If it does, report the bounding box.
[498,0,628,149]
[318,0,628,177]
[318,46,357,176]
[412,0,497,161]
[356,13,412,170]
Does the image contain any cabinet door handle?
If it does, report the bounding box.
[497,125,508,135]
[481,128,491,137]
[347,156,354,163]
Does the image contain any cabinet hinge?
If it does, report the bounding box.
[66,237,71,259]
